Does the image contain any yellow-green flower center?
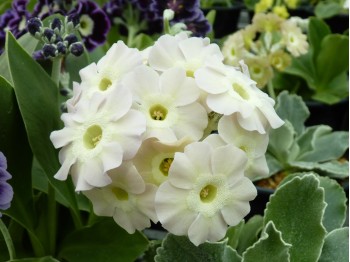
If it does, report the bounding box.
[200,184,217,203]
[186,70,194,78]
[232,83,250,100]
[150,104,168,120]
[159,158,174,176]
[79,14,94,37]
[83,125,103,149]
[99,78,112,91]
[112,187,129,201]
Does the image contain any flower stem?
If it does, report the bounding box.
[267,80,276,100]
[0,219,16,260]
[51,57,62,88]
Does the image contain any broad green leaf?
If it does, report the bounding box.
[6,32,80,216]
[296,125,348,162]
[0,33,39,85]
[225,220,245,250]
[133,33,156,50]
[155,234,242,262]
[236,215,264,255]
[242,221,291,262]
[319,227,349,262]
[10,256,60,262]
[284,53,316,89]
[58,218,149,262]
[315,2,343,19]
[281,173,347,232]
[316,34,349,90]
[275,91,309,135]
[264,174,327,262]
[266,153,284,176]
[267,121,299,164]
[290,160,349,179]
[0,77,41,248]
[307,17,331,59]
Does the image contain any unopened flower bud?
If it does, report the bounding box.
[51,17,62,34]
[42,44,57,58]
[70,42,84,56]
[27,17,43,37]
[43,28,56,43]
[64,34,78,46]
[66,14,80,32]
[57,42,67,55]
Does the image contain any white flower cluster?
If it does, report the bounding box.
[50,32,284,246]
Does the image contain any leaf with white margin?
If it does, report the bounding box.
[280,172,347,232]
[155,234,242,262]
[242,221,291,262]
[290,161,349,179]
[319,227,349,262]
[274,91,309,135]
[264,174,327,262]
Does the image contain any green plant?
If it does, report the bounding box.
[279,17,349,104]
[266,91,349,179]
[200,0,234,8]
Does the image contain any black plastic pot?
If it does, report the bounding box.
[202,3,244,38]
[246,186,274,219]
[305,99,349,131]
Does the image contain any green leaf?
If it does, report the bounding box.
[242,221,291,262]
[264,174,327,262]
[315,2,343,19]
[319,227,349,262]
[155,234,241,262]
[10,256,59,262]
[267,121,299,164]
[6,32,80,215]
[225,220,244,250]
[315,34,349,90]
[58,218,149,262]
[275,91,309,135]
[290,160,349,179]
[266,153,284,176]
[296,125,348,162]
[236,215,264,255]
[281,173,347,232]
[308,17,331,58]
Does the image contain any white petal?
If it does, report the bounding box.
[100,142,123,172]
[195,68,228,94]
[206,93,239,115]
[83,189,114,216]
[203,134,227,148]
[113,208,137,234]
[82,160,112,188]
[221,199,252,226]
[136,184,158,223]
[53,155,76,181]
[237,111,266,134]
[155,182,196,235]
[245,155,269,181]
[50,128,75,148]
[168,152,198,189]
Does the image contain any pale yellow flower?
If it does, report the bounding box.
[281,20,309,57]
[285,0,299,9]
[222,31,246,66]
[272,5,290,18]
[245,56,274,88]
[253,12,284,32]
[254,0,273,13]
[269,50,292,71]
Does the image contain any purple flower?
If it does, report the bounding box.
[0,152,13,217]
[69,0,111,51]
[32,0,69,19]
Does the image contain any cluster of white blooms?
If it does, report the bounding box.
[222,12,309,88]
[50,32,284,246]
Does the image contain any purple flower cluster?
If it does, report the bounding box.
[0,152,13,217]
[0,0,111,53]
[103,0,211,37]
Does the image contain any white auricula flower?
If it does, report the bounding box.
[66,41,143,110]
[50,86,146,191]
[83,161,158,234]
[155,142,257,246]
[122,65,208,143]
[222,31,247,66]
[133,137,193,186]
[204,115,270,181]
[148,32,223,77]
[195,57,284,134]
[281,20,309,57]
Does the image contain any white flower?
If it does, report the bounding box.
[122,65,208,142]
[222,32,246,66]
[148,32,223,77]
[133,137,193,186]
[195,57,284,134]
[281,20,309,57]
[50,87,146,191]
[83,161,158,234]
[66,41,143,109]
[204,115,270,181]
[155,142,257,246]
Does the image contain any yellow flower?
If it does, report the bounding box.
[273,5,290,18]
[269,50,292,71]
[253,12,284,32]
[285,0,299,9]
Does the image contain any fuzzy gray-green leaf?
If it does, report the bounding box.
[319,227,349,262]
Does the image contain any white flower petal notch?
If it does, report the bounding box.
[122,65,208,143]
[155,142,257,246]
[83,161,158,234]
[50,86,147,191]
[195,57,284,134]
